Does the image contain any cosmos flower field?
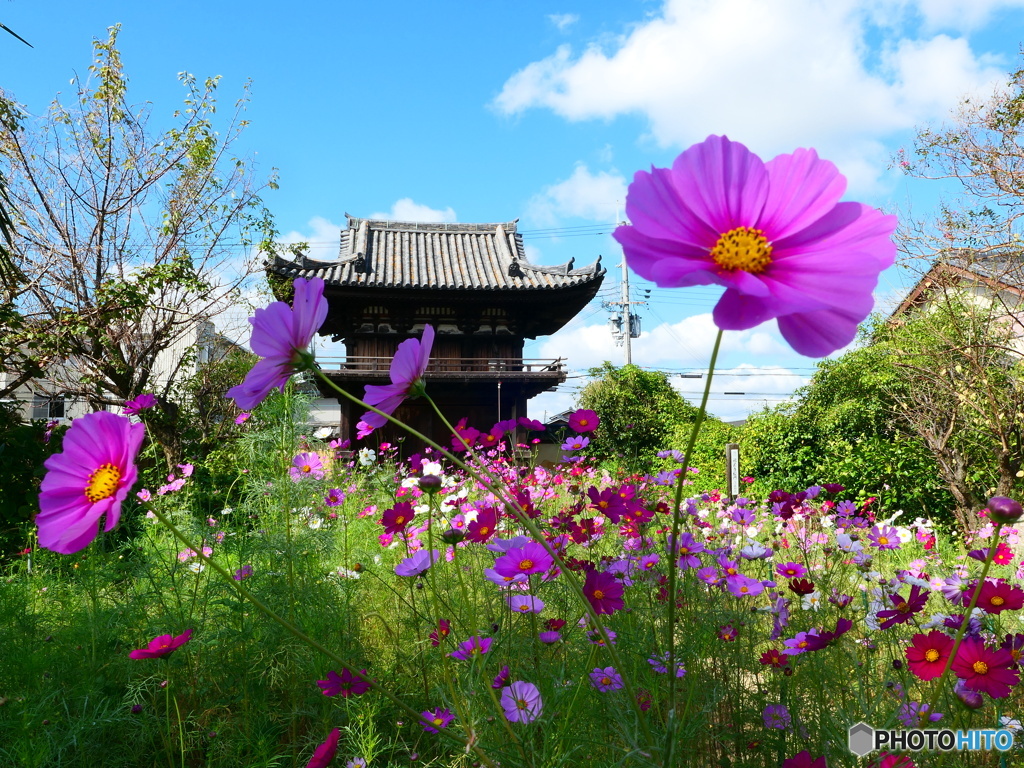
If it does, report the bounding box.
[2,136,1017,767]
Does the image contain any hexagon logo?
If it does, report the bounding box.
[848,722,875,757]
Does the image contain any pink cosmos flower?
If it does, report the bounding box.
[129,628,193,659]
[123,393,157,416]
[568,409,599,433]
[590,666,624,692]
[613,135,897,357]
[290,452,325,482]
[37,411,144,554]
[305,728,340,768]
[494,542,553,578]
[317,668,371,697]
[359,325,435,432]
[508,595,545,614]
[234,412,251,425]
[227,276,328,410]
[324,489,345,507]
[233,565,253,581]
[500,681,543,723]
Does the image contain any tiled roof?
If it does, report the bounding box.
[269,215,604,291]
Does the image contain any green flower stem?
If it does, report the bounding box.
[314,370,658,755]
[144,505,497,768]
[924,521,1004,725]
[664,327,723,767]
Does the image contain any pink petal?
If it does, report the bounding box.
[776,306,865,357]
[614,227,714,287]
[670,135,769,235]
[249,302,297,359]
[624,167,719,248]
[760,148,847,241]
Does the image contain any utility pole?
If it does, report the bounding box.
[604,210,647,364]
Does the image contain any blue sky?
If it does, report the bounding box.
[4,0,1024,421]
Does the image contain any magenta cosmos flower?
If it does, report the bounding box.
[568,408,599,433]
[129,628,193,659]
[501,681,543,723]
[359,325,435,432]
[227,276,328,410]
[583,570,625,615]
[420,707,454,732]
[123,393,156,416]
[306,728,340,768]
[37,411,144,554]
[317,668,371,697]
[952,638,1020,699]
[613,135,896,357]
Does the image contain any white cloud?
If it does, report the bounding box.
[369,198,457,223]
[914,0,1024,30]
[494,0,1008,192]
[548,13,579,31]
[279,216,343,261]
[527,163,627,225]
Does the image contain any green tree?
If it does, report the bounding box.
[578,362,701,469]
[0,26,278,467]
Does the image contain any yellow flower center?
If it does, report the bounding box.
[973,661,989,675]
[519,559,534,570]
[925,649,940,662]
[991,596,1005,606]
[601,676,612,686]
[517,605,529,612]
[711,226,773,274]
[877,536,889,546]
[302,465,311,473]
[395,515,406,525]
[85,463,122,503]
[579,419,589,427]
[592,589,605,600]
[798,641,808,649]
[479,526,490,535]
[516,699,528,710]
[740,586,749,593]
[598,501,609,508]
[432,717,444,726]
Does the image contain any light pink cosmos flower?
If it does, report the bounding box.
[37,411,144,554]
[227,277,328,410]
[613,135,897,357]
[290,452,325,482]
[501,680,543,723]
[359,325,435,433]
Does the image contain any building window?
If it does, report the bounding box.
[32,394,65,421]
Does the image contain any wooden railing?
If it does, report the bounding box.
[317,356,566,374]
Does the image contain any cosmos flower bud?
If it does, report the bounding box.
[954,679,985,710]
[418,475,442,494]
[441,527,465,544]
[986,496,1023,524]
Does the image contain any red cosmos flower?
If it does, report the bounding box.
[951,638,1020,699]
[789,578,816,596]
[466,506,498,543]
[429,619,451,647]
[877,585,928,630]
[317,668,371,697]
[905,631,954,681]
[760,648,788,668]
[381,501,414,535]
[129,629,193,659]
[1002,633,1024,666]
[977,580,1024,615]
[583,570,625,615]
[587,486,626,523]
[568,409,599,433]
